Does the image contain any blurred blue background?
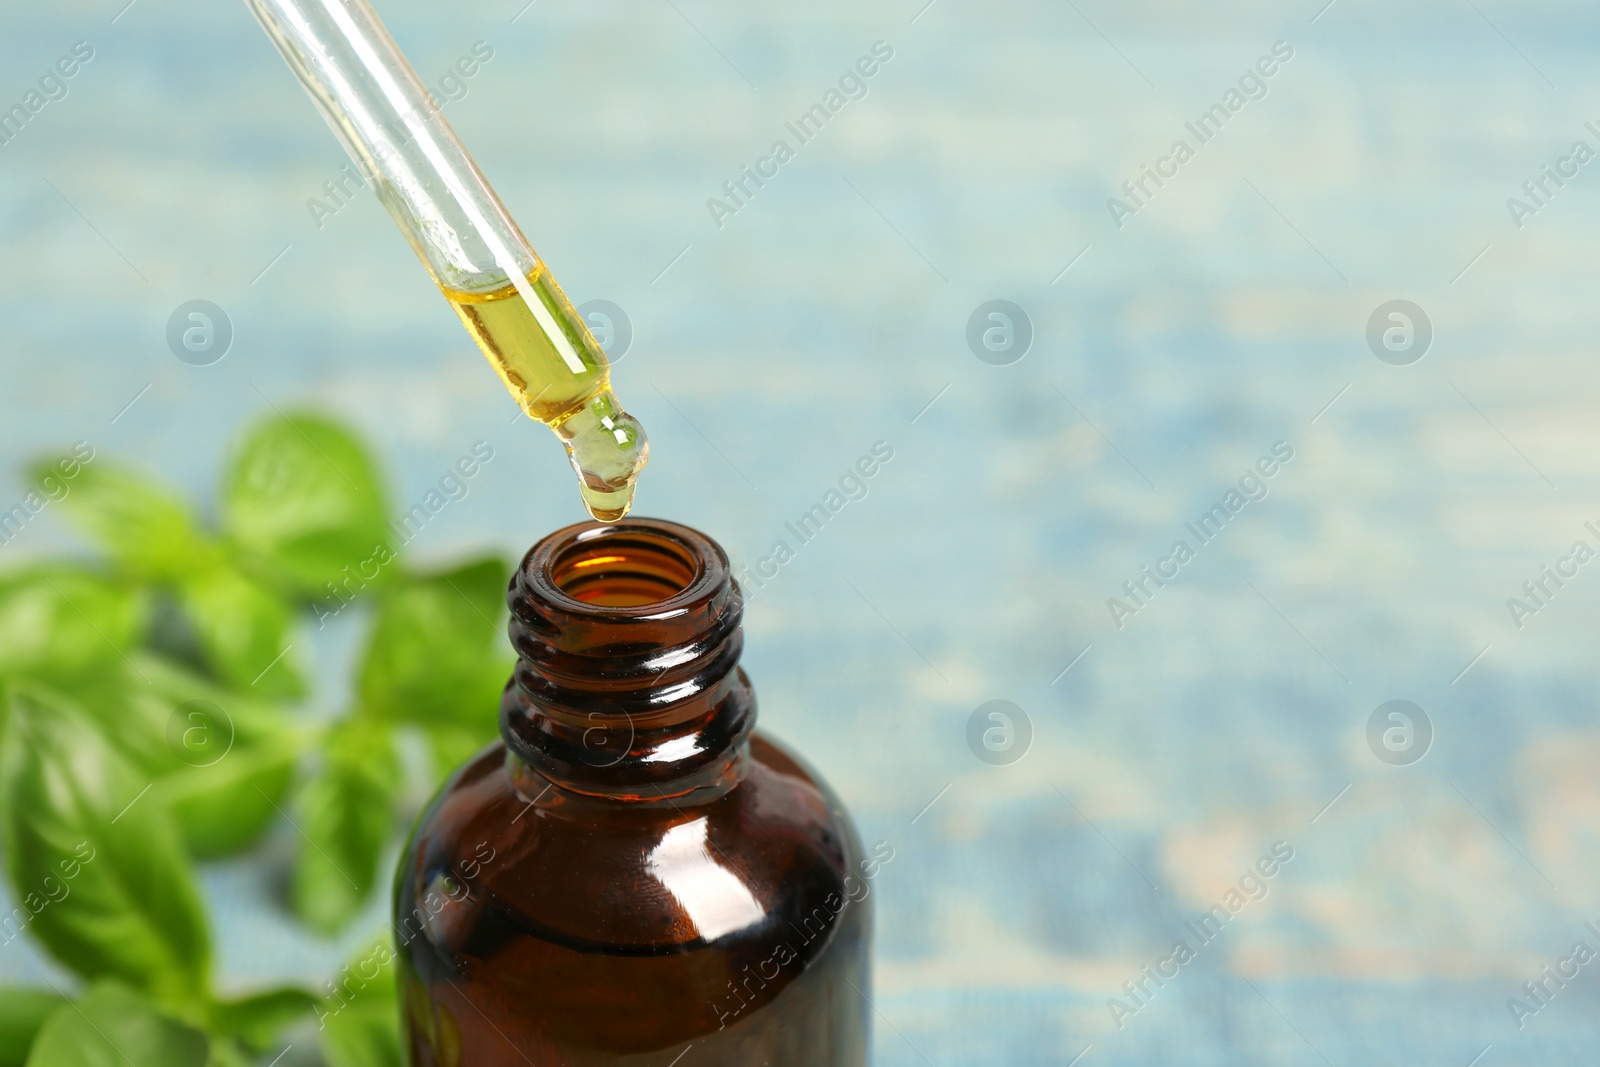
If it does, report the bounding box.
[5,0,1600,1063]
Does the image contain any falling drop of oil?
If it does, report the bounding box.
[577,482,638,524]
[557,389,648,524]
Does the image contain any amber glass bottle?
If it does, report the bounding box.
[394,519,876,1065]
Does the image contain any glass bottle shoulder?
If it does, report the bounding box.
[396,733,870,961]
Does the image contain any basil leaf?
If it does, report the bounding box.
[358,558,511,729]
[135,654,290,752]
[1,686,210,1003]
[428,555,508,622]
[176,563,303,698]
[56,668,176,778]
[220,414,389,597]
[24,984,208,1067]
[320,942,402,1067]
[426,724,498,783]
[289,727,398,934]
[0,568,145,689]
[66,655,292,784]
[90,654,303,857]
[209,986,318,1049]
[156,741,298,860]
[321,1001,404,1067]
[203,1039,253,1067]
[32,460,207,582]
[0,988,65,1067]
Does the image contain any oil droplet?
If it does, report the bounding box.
[578,481,638,524]
[555,388,648,523]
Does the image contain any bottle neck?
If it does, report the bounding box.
[500,519,755,803]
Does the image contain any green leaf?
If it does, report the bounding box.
[203,1039,253,1067]
[0,568,145,688]
[156,741,298,860]
[57,667,194,782]
[320,942,402,1067]
[135,654,293,753]
[321,1001,403,1067]
[0,988,66,1067]
[176,562,303,698]
[99,654,304,857]
[358,557,511,730]
[220,413,389,597]
[24,984,208,1067]
[425,725,498,783]
[209,986,318,1049]
[31,460,208,582]
[0,686,210,1005]
[425,555,508,622]
[290,726,398,935]
[63,655,295,785]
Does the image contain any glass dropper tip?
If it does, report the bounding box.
[555,389,649,523]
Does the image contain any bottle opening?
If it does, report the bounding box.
[506,518,749,798]
[549,527,703,608]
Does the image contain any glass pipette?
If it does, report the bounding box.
[243,0,648,522]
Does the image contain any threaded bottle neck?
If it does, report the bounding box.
[500,519,754,801]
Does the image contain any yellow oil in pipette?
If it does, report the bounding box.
[442,265,647,523]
